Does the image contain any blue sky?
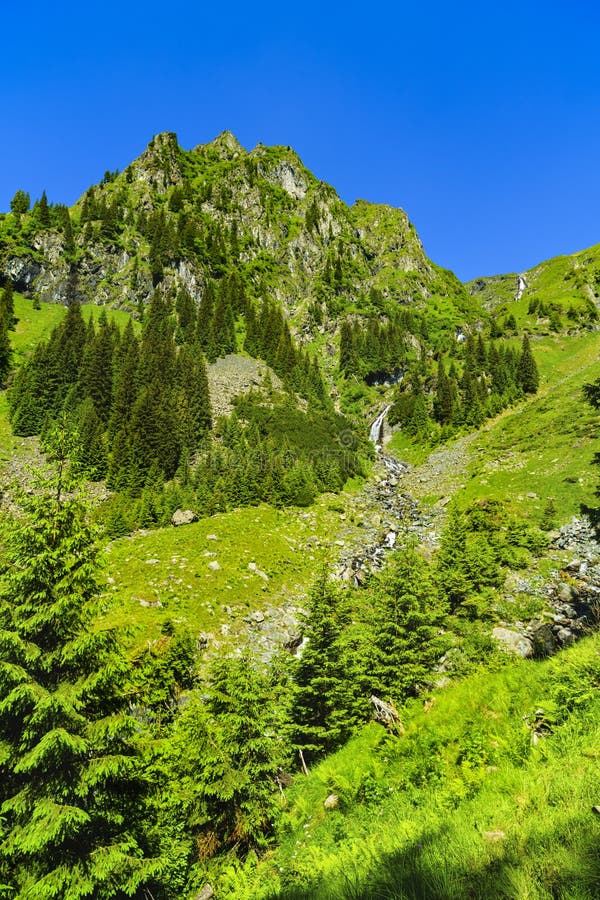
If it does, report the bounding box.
[2,1,599,280]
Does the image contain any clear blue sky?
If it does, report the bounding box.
[2,0,599,280]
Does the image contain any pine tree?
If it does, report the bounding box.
[517,333,539,394]
[170,652,285,855]
[436,504,472,613]
[80,311,114,423]
[433,358,453,424]
[370,543,448,702]
[0,467,164,897]
[1,279,15,329]
[290,571,358,758]
[10,189,30,216]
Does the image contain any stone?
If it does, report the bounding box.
[137,597,162,608]
[529,623,557,656]
[324,793,339,810]
[492,627,533,658]
[171,508,197,527]
[557,584,572,603]
[483,830,505,841]
[194,885,214,900]
[251,610,265,624]
[206,534,219,541]
[556,627,575,646]
[283,630,302,650]
[207,560,221,572]
[248,562,269,581]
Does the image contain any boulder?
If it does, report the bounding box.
[529,622,557,656]
[172,508,197,527]
[248,562,269,581]
[492,627,533,658]
[207,560,221,572]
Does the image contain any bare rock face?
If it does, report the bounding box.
[492,627,534,658]
[171,508,197,527]
[269,161,308,200]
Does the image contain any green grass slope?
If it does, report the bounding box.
[390,329,600,527]
[221,633,600,899]
[468,242,600,335]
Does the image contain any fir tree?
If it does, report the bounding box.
[0,309,11,385]
[0,466,164,897]
[433,358,453,424]
[10,189,30,216]
[290,571,358,758]
[170,652,285,855]
[436,504,472,613]
[1,279,15,329]
[517,333,539,394]
[370,543,448,702]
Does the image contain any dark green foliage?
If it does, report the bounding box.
[517,334,539,394]
[289,572,360,758]
[0,280,15,329]
[170,653,286,855]
[0,471,164,897]
[337,315,407,381]
[10,190,30,216]
[438,501,544,617]
[370,544,449,702]
[9,294,212,501]
[0,304,11,385]
[389,332,529,445]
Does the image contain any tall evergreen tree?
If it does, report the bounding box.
[0,308,11,385]
[290,571,358,758]
[517,334,539,394]
[1,279,15,329]
[0,469,164,897]
[170,653,285,855]
[370,543,448,702]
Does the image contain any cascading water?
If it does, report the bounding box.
[369,405,391,445]
[516,274,527,301]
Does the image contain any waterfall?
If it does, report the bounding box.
[369,405,391,445]
[516,274,527,301]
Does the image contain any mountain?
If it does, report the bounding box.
[0,130,476,340]
[468,242,600,332]
[1,135,600,900]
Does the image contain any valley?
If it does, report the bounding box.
[0,133,598,900]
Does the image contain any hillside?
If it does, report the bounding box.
[468,242,600,335]
[0,136,599,900]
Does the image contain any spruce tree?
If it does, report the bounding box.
[1,279,15,329]
[0,309,11,385]
[290,571,358,758]
[0,467,164,897]
[433,358,453,424]
[170,652,285,855]
[436,504,472,613]
[517,334,539,394]
[370,543,448,702]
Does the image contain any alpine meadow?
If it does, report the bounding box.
[0,130,598,900]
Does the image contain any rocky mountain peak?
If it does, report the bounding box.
[197,130,246,159]
[131,131,184,192]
